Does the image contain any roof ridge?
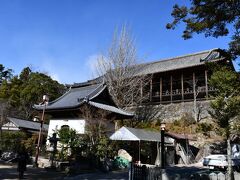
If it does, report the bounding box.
[125,126,158,132]
[46,87,72,106]
[7,117,20,128]
[87,83,105,100]
[143,48,219,66]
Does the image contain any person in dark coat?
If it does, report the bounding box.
[17,147,28,179]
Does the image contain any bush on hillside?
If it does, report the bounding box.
[196,123,213,137]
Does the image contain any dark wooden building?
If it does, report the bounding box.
[134,48,232,105]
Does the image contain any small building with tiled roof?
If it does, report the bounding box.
[34,83,134,139]
[2,117,48,134]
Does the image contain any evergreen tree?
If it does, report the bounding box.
[167,0,240,59]
[0,67,65,119]
[209,65,240,180]
[0,64,13,84]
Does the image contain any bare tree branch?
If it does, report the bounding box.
[97,25,151,108]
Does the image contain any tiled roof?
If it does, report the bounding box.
[34,83,134,117]
[65,77,103,88]
[7,117,48,132]
[134,48,224,75]
[34,83,104,110]
[165,132,196,141]
[64,49,226,88]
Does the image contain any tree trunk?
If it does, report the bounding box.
[193,96,198,122]
[193,73,198,122]
[227,138,234,180]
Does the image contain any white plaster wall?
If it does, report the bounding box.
[47,119,85,142]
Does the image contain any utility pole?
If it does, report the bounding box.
[34,95,49,167]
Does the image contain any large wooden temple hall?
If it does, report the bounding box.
[134,48,231,105]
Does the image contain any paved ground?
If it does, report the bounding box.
[0,161,65,180]
[64,170,129,180]
[0,161,129,180]
[1,160,239,180]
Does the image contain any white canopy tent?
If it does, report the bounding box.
[110,126,172,142]
[110,126,173,164]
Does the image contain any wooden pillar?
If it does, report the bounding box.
[181,73,184,101]
[170,75,173,103]
[150,79,152,102]
[160,77,162,103]
[205,70,208,99]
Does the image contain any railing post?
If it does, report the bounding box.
[142,165,147,180]
[129,162,133,180]
[161,127,165,169]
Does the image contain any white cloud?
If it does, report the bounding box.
[85,54,105,78]
[38,57,61,82]
[27,53,108,85]
[49,72,60,82]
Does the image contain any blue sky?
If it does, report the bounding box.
[1,0,239,84]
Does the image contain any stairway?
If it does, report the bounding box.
[177,143,196,164]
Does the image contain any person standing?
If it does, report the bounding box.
[17,147,28,179]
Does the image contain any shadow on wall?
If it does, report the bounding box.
[134,105,163,122]
[132,101,212,123]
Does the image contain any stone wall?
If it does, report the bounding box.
[135,100,212,122]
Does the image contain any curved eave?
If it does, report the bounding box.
[88,101,134,118]
[34,100,134,118]
[33,101,84,112]
[89,84,107,100]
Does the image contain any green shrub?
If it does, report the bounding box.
[167,113,195,134]
[1,131,27,152]
[196,123,213,136]
[22,136,35,155]
[179,113,195,126]
[56,128,81,161]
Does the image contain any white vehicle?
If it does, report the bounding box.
[203,154,240,171]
